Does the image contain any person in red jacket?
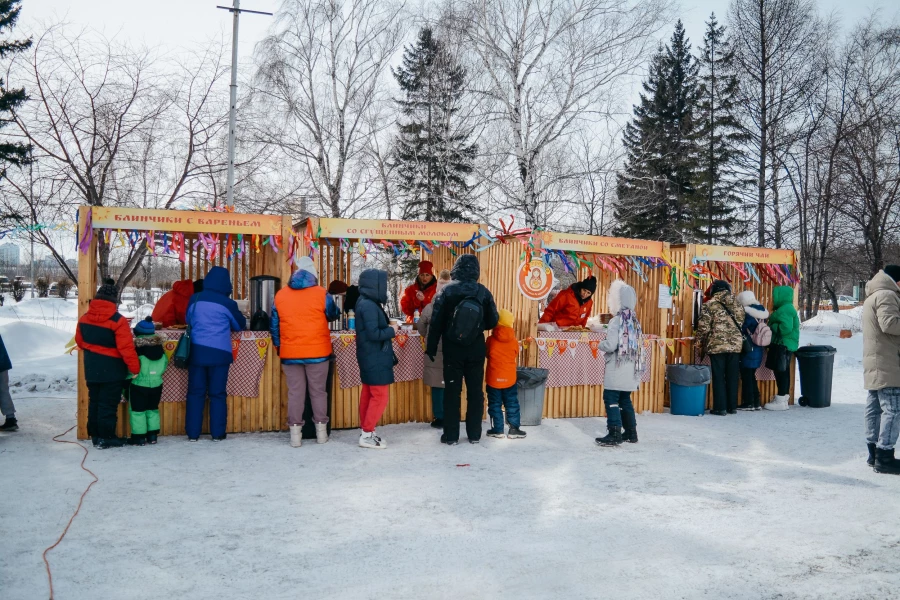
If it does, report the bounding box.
[539,275,597,328]
[486,309,525,439]
[76,279,141,449]
[151,279,202,327]
[400,261,436,322]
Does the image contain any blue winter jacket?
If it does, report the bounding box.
[270,269,340,365]
[740,303,769,369]
[354,269,395,386]
[186,266,247,366]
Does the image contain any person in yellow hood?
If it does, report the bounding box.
[485,309,525,439]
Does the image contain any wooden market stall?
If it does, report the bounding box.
[75,206,293,440]
[298,221,675,428]
[296,217,480,429]
[667,243,801,407]
[525,231,672,417]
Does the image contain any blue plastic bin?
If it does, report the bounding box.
[670,383,708,416]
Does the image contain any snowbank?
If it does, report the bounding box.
[800,306,862,334]
[0,297,80,333]
[1,321,77,397]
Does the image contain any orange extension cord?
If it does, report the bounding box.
[42,425,99,600]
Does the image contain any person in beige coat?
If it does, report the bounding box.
[862,266,900,474]
[417,270,452,429]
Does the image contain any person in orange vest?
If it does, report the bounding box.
[400,261,436,322]
[539,275,596,328]
[271,256,340,447]
[486,309,525,439]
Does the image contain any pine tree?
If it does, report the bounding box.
[0,0,31,179]
[614,20,704,242]
[694,13,749,244]
[393,27,477,222]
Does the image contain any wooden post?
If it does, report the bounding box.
[76,206,97,440]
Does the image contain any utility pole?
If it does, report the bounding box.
[29,161,35,298]
[217,1,272,209]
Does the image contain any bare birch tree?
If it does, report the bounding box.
[8,25,231,286]
[448,0,672,227]
[252,0,406,219]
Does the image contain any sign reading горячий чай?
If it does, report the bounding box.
[695,244,794,265]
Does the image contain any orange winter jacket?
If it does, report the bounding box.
[486,325,519,389]
[272,285,332,360]
[151,280,194,327]
[539,287,593,328]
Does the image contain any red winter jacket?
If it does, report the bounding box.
[539,287,593,328]
[400,278,437,321]
[151,279,194,327]
[76,299,141,382]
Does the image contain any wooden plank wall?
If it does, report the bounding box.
[668,244,797,408]
[77,213,293,439]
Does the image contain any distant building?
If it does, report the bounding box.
[0,243,20,266]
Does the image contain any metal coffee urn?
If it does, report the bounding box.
[249,275,279,331]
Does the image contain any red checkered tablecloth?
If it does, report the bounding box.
[537,332,652,388]
[331,330,424,389]
[694,351,775,380]
[153,330,270,402]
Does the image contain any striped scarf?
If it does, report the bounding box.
[616,307,644,373]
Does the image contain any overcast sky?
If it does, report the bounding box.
[22,1,888,61]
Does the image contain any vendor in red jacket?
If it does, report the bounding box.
[151,279,203,327]
[76,279,141,449]
[400,261,437,323]
[539,275,597,328]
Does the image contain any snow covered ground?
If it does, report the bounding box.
[2,316,900,599]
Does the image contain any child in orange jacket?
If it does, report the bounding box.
[486,309,525,439]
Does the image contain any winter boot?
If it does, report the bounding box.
[289,425,303,448]
[98,437,128,449]
[211,435,226,442]
[440,433,458,446]
[315,423,329,444]
[486,428,505,438]
[873,448,900,475]
[430,418,444,429]
[764,395,789,411]
[128,434,147,446]
[867,443,877,468]
[507,427,526,439]
[358,430,386,449]
[146,430,159,445]
[621,411,638,444]
[0,417,18,431]
[596,426,623,447]
[91,436,100,448]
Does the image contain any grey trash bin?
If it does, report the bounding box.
[517,367,549,426]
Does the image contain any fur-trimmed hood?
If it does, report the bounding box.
[607,279,637,315]
[736,291,769,320]
[134,334,164,347]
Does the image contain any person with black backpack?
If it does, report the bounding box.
[426,255,499,445]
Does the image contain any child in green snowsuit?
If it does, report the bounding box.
[128,317,168,445]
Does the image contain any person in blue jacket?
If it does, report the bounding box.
[185,266,247,441]
[736,290,769,411]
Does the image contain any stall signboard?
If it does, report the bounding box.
[539,231,665,258]
[517,258,555,301]
[318,218,480,242]
[695,244,794,265]
[92,207,283,236]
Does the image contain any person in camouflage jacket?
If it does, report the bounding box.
[696,281,745,414]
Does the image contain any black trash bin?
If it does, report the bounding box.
[795,345,837,408]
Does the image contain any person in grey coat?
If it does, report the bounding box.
[417,269,452,429]
[596,280,642,447]
[354,269,398,449]
[0,333,16,431]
